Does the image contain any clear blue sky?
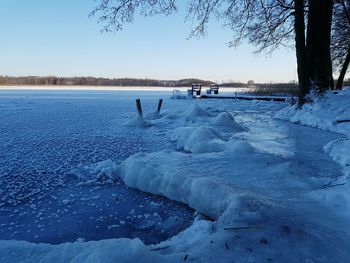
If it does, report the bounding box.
[0,0,297,83]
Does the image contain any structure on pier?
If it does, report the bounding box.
[188,83,202,98]
[206,84,219,95]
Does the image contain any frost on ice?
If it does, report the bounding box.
[1,89,350,262]
[72,159,118,186]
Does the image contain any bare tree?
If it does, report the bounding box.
[333,0,350,89]
[91,1,295,52]
[306,0,334,92]
[90,0,177,32]
[90,0,334,104]
[294,0,309,105]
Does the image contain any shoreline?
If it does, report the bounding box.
[0,85,248,93]
[0,85,183,91]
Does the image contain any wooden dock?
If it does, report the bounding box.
[200,94,289,102]
[183,85,291,102]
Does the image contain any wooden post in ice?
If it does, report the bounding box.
[235,92,237,100]
[156,99,163,114]
[135,99,143,118]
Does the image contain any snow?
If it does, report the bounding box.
[183,103,213,122]
[1,88,350,262]
[211,111,246,132]
[275,88,350,135]
[324,138,350,171]
[0,238,168,263]
[276,88,350,178]
[171,126,226,153]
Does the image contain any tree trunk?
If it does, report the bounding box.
[307,0,334,93]
[323,0,334,91]
[306,0,318,83]
[295,0,309,106]
[336,48,350,89]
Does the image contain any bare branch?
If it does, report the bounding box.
[90,0,295,54]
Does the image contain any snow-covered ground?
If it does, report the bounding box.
[0,88,349,262]
[276,88,350,180]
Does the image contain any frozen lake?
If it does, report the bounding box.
[0,88,349,262]
[0,89,195,244]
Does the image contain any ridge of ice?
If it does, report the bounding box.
[183,103,213,122]
[211,112,246,132]
[171,126,226,153]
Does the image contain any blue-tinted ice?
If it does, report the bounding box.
[0,90,194,244]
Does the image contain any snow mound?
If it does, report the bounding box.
[151,219,213,253]
[0,238,164,263]
[118,151,193,205]
[171,123,252,154]
[275,89,350,135]
[183,103,212,121]
[324,138,350,178]
[71,159,118,186]
[127,116,153,128]
[211,112,246,132]
[224,140,255,154]
[118,150,267,220]
[171,126,225,153]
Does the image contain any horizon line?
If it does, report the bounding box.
[0,75,298,85]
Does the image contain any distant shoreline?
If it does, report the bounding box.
[0,85,249,93]
[0,85,182,91]
[0,85,247,91]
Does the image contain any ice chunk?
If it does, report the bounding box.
[72,160,118,185]
[183,103,213,122]
[224,140,255,154]
[171,126,225,153]
[211,112,246,132]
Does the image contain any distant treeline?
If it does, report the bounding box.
[0,76,214,87]
[1,75,348,90]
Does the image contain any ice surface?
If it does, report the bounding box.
[127,115,153,128]
[1,88,350,262]
[276,88,350,177]
[0,90,194,245]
